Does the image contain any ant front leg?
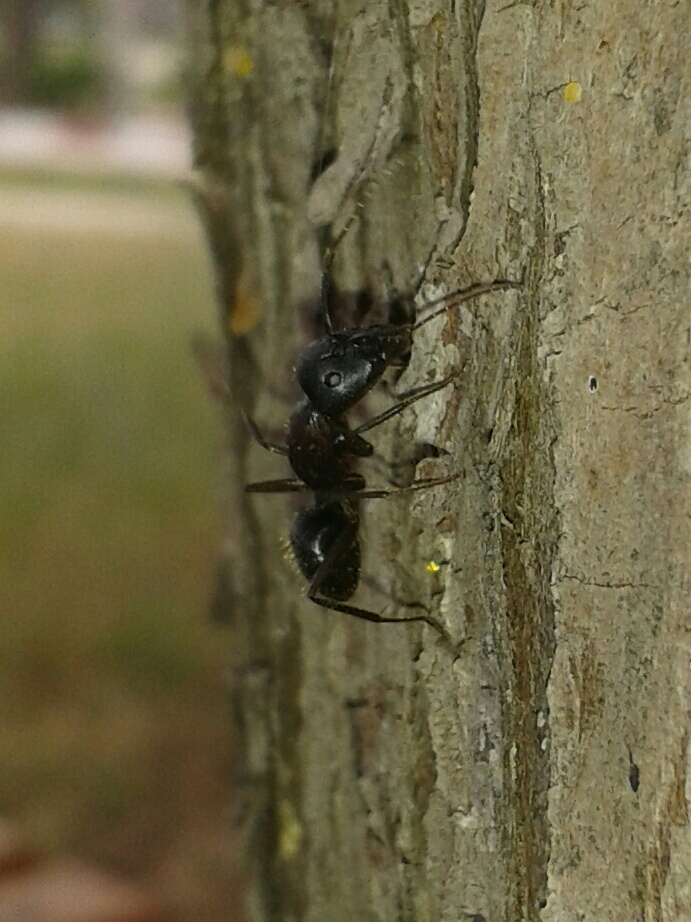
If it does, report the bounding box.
[413,278,522,331]
[354,370,462,436]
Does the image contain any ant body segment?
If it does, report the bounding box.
[245,266,518,641]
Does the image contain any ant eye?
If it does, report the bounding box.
[324,371,342,388]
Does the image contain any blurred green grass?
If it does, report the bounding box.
[0,179,235,889]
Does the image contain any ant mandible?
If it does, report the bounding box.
[245,245,519,643]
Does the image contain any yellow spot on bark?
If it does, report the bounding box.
[564,82,582,103]
[226,46,254,79]
[228,262,262,335]
[426,561,440,574]
[279,800,302,860]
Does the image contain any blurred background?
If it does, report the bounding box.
[0,1,244,919]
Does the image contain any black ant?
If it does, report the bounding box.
[245,261,518,642]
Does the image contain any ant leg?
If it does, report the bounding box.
[245,478,309,494]
[413,279,521,332]
[354,370,462,436]
[354,472,458,500]
[307,591,452,644]
[247,472,368,496]
[307,519,451,643]
[241,409,287,456]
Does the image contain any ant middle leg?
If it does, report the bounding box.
[245,478,310,494]
[354,472,459,500]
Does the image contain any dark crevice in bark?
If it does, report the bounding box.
[457,0,486,236]
[190,0,233,177]
[498,148,557,920]
[266,618,306,922]
[187,6,310,921]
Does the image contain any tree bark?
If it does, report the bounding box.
[187,1,689,920]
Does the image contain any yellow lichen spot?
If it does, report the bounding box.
[426,560,440,574]
[228,262,263,335]
[564,81,583,103]
[278,799,303,860]
[225,45,254,79]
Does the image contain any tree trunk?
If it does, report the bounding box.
[187,1,689,920]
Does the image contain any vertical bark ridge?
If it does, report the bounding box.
[497,152,557,920]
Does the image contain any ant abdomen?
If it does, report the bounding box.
[290,502,360,602]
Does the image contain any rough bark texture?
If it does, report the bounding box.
[187,1,689,920]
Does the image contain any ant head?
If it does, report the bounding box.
[296,327,411,415]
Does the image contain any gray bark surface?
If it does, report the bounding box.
[188,1,689,920]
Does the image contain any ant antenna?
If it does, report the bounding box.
[317,204,365,335]
[314,19,385,337]
[318,253,335,334]
[314,10,345,337]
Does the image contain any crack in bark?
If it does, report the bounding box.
[601,395,689,419]
[562,573,660,590]
[495,141,557,920]
[458,0,483,229]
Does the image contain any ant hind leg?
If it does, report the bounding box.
[304,492,456,643]
[307,590,452,645]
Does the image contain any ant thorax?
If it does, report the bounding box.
[286,399,370,492]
